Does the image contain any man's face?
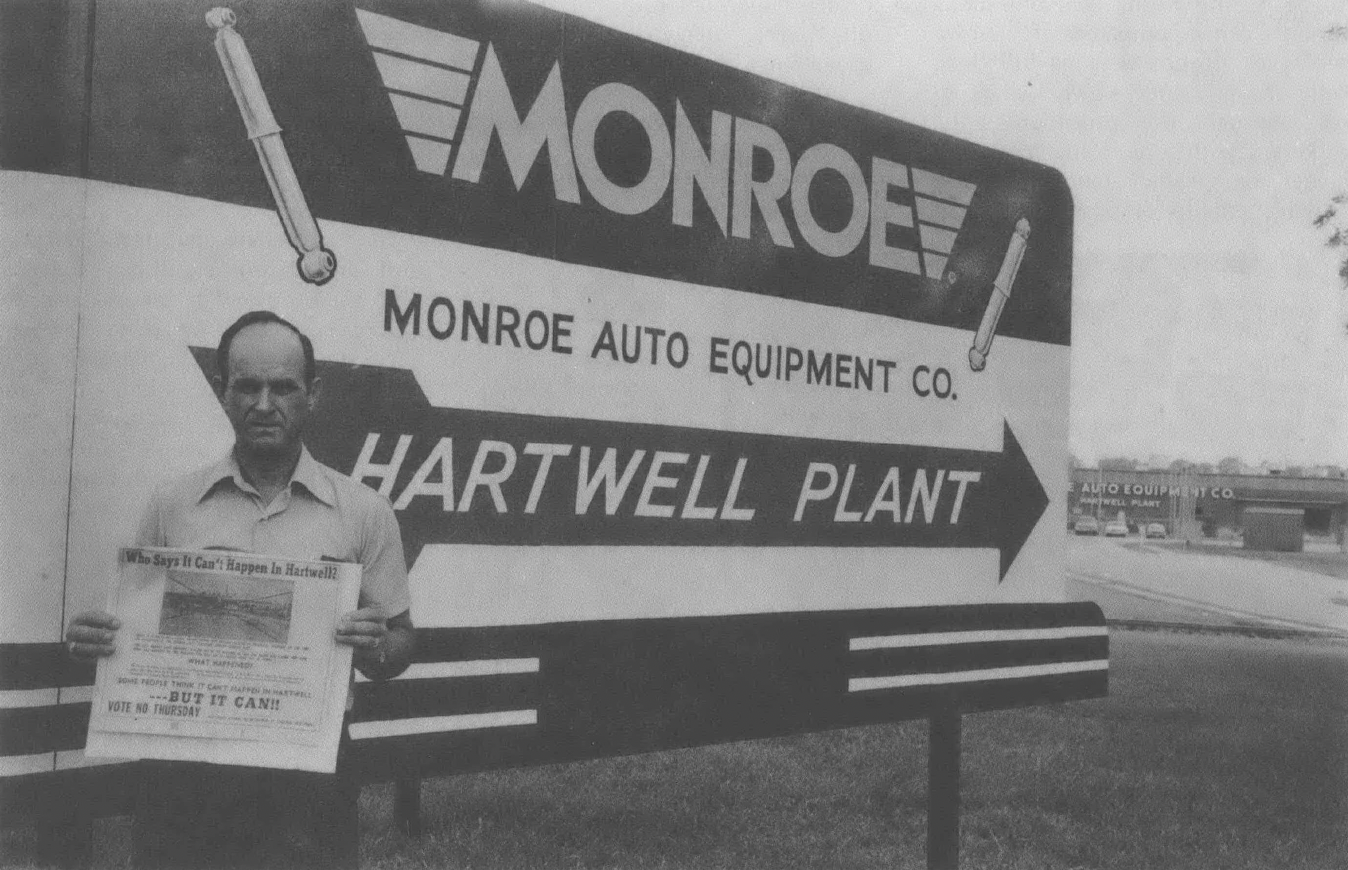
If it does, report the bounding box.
[217,323,320,460]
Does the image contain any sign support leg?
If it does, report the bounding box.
[35,784,93,870]
[926,702,961,870]
[395,778,422,837]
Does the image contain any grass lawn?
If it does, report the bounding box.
[353,630,1346,870]
[4,630,1344,869]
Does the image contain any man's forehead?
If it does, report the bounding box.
[228,322,306,378]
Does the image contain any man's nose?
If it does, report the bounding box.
[255,387,275,411]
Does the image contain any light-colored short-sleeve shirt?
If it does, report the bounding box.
[136,446,411,618]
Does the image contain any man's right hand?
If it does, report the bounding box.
[65,611,120,660]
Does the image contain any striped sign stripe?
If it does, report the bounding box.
[352,655,541,741]
[0,751,55,778]
[387,95,462,139]
[350,709,537,740]
[55,749,127,770]
[0,688,62,710]
[0,686,92,709]
[918,223,959,256]
[60,686,93,704]
[355,658,539,681]
[372,55,472,103]
[912,168,977,205]
[850,660,1109,692]
[852,639,1105,677]
[848,620,1107,694]
[915,199,969,232]
[851,625,1107,650]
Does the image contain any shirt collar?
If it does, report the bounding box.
[290,446,336,506]
[197,445,336,507]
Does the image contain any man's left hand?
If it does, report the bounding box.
[335,606,388,652]
[337,606,414,680]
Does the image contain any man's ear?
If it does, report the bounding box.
[212,376,226,404]
[307,376,323,411]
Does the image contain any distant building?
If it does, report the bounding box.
[1068,468,1348,539]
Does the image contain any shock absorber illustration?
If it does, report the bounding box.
[207,8,336,285]
[968,217,1030,372]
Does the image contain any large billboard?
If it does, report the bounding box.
[1,0,1103,793]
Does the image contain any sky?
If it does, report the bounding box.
[538,0,1348,468]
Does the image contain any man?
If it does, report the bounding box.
[65,310,415,869]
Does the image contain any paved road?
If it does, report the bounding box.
[1066,535,1348,635]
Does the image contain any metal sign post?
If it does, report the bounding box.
[927,701,962,870]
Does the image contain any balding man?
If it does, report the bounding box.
[66,310,415,869]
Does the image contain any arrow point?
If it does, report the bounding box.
[188,345,216,385]
[997,421,1049,583]
[404,539,427,574]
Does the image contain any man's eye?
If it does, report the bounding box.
[233,381,261,393]
[271,382,299,396]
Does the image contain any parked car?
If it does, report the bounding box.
[1144,522,1167,538]
[1104,520,1129,537]
[1074,516,1100,535]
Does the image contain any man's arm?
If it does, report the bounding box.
[337,607,415,681]
[66,485,164,660]
[337,487,415,680]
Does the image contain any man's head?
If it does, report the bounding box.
[214,311,321,462]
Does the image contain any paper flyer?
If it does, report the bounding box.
[86,547,361,773]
